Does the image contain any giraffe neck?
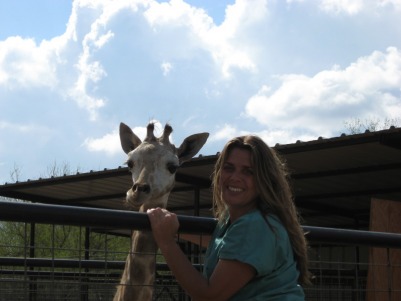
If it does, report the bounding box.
[114,230,157,301]
[113,196,169,301]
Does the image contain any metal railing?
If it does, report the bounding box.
[1,201,401,300]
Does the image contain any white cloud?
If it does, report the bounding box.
[210,124,238,142]
[319,0,364,15]
[245,47,401,137]
[161,61,173,76]
[143,0,263,78]
[0,37,57,89]
[0,0,269,124]
[255,129,317,146]
[380,0,401,10]
[53,0,265,119]
[68,57,107,121]
[289,0,401,15]
[83,129,120,155]
[206,0,266,77]
[0,4,108,120]
[208,123,316,147]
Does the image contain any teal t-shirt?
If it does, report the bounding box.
[203,210,305,301]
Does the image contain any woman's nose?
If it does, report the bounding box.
[228,170,241,180]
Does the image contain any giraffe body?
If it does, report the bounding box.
[113,122,208,301]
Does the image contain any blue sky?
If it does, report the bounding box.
[1,0,401,183]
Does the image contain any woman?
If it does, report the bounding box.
[147,135,311,300]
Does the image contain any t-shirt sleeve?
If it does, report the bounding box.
[218,215,277,276]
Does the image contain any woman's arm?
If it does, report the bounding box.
[147,208,255,301]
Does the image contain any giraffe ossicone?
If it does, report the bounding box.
[113,121,209,301]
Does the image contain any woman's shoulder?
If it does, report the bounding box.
[232,210,265,226]
[231,210,274,234]
[234,210,281,226]
[235,211,289,239]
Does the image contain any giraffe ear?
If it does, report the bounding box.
[177,132,209,164]
[119,122,142,154]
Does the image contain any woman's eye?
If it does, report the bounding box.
[222,164,234,172]
[167,163,178,174]
[244,168,254,175]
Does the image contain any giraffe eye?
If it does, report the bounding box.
[126,160,134,169]
[167,163,178,174]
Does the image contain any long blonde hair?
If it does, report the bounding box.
[211,135,311,285]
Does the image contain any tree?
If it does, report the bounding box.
[0,161,130,259]
[343,117,401,134]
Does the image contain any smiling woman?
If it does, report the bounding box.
[0,0,72,40]
[218,148,259,221]
[148,135,311,300]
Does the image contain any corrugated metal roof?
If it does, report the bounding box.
[1,127,401,230]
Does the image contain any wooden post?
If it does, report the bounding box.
[367,198,401,301]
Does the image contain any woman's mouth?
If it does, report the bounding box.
[228,186,243,192]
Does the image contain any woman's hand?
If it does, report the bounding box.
[147,207,179,247]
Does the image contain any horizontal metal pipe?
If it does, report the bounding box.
[0,257,201,271]
[1,201,401,248]
[0,269,121,280]
[303,226,401,248]
[0,257,124,269]
[0,201,216,234]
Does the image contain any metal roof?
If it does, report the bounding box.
[1,127,401,230]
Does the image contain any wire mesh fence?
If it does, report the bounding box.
[1,201,401,300]
[0,222,206,301]
[305,244,401,300]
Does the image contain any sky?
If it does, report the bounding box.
[0,0,401,184]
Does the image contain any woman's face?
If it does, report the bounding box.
[220,147,259,219]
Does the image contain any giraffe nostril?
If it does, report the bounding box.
[132,184,151,194]
[140,184,150,193]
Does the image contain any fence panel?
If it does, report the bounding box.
[1,201,401,300]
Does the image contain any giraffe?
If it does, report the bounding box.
[113,121,209,301]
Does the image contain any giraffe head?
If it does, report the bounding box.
[119,122,209,211]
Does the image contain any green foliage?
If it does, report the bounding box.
[0,221,130,260]
[0,160,130,260]
[0,222,29,257]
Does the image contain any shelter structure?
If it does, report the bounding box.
[1,127,401,229]
[1,127,401,300]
